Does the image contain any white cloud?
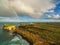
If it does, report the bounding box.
[48,14,60,19]
[53,15,60,19]
[49,10,54,12]
[48,15,52,18]
[0,0,55,18]
[0,17,26,22]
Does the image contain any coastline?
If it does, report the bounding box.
[3,22,60,45]
[15,28,48,45]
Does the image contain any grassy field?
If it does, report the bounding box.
[19,22,60,45]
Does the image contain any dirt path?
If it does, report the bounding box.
[15,28,49,45]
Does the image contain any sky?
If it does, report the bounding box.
[0,0,60,22]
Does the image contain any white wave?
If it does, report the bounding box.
[10,36,21,42]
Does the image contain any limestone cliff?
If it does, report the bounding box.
[3,24,16,32]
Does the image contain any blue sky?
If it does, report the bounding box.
[0,0,60,22]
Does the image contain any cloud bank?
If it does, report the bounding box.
[48,14,60,19]
[0,0,55,18]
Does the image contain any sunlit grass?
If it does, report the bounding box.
[19,22,60,45]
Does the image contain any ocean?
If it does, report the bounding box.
[0,22,29,45]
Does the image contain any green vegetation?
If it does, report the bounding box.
[3,24,16,27]
[19,22,60,45]
[3,22,60,45]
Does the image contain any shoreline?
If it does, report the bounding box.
[15,28,48,45]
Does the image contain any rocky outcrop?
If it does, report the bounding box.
[3,24,16,33]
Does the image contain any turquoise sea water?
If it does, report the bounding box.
[0,22,29,45]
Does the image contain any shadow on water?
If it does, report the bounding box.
[0,30,30,45]
[0,30,14,44]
